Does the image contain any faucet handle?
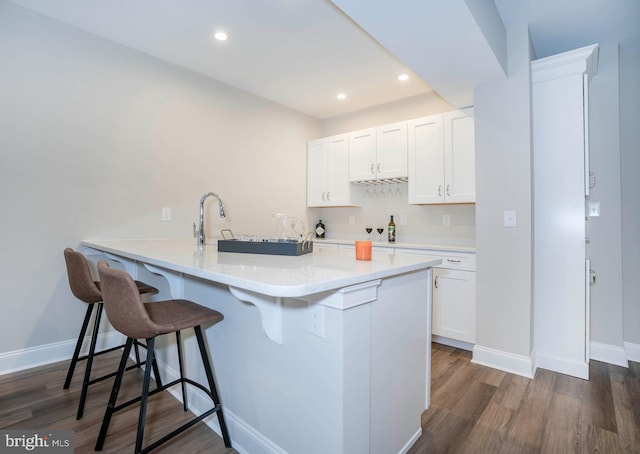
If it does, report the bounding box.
[193,222,198,238]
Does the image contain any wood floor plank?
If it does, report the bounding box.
[585,361,619,433]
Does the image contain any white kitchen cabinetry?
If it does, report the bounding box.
[432,268,476,343]
[532,44,598,379]
[349,122,408,182]
[408,108,475,204]
[307,134,360,207]
[394,248,476,347]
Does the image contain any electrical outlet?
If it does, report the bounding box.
[400,214,407,225]
[348,215,355,225]
[162,207,171,221]
[442,214,450,226]
[308,304,325,337]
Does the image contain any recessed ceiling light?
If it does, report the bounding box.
[398,73,409,81]
[336,93,347,100]
[213,31,228,41]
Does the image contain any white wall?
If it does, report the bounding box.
[473,24,534,361]
[587,44,624,349]
[315,93,476,245]
[0,2,320,360]
[620,43,640,346]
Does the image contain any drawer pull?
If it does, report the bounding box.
[447,259,462,263]
[434,276,438,289]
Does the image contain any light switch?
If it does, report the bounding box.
[504,210,517,228]
[162,207,171,221]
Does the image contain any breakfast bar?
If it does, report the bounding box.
[81,238,440,454]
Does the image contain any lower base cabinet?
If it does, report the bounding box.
[432,268,476,343]
[313,242,477,345]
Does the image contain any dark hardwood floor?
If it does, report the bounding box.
[0,351,235,453]
[1,344,638,453]
[410,344,640,454]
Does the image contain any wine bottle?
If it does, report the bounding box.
[388,215,396,243]
[315,220,325,239]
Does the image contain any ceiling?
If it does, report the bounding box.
[8,0,640,120]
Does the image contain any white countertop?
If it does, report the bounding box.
[81,238,442,298]
[313,238,476,253]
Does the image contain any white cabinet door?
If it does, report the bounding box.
[408,108,475,205]
[307,134,357,207]
[307,138,327,207]
[432,268,476,343]
[348,128,376,181]
[326,134,350,205]
[444,108,475,203]
[408,115,444,204]
[395,248,476,344]
[377,121,408,179]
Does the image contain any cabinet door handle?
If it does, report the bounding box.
[377,163,381,174]
[434,275,439,289]
[446,184,451,196]
[322,191,325,201]
[438,185,442,197]
[326,192,331,201]
[370,163,375,175]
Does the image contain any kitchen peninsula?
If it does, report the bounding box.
[81,238,441,454]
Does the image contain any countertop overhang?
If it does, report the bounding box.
[81,238,442,299]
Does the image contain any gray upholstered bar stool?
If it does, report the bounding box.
[63,248,161,420]
[95,260,231,453]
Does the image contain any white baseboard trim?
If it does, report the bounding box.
[432,335,473,352]
[399,428,422,454]
[624,341,640,363]
[471,345,535,378]
[0,331,125,376]
[590,341,628,367]
[536,353,589,379]
[155,358,286,454]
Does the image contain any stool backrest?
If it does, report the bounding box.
[64,248,103,304]
[97,261,161,339]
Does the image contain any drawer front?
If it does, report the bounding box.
[394,248,476,271]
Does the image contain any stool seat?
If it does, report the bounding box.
[62,247,161,420]
[95,260,231,453]
[145,300,224,335]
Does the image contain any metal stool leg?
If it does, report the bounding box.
[151,349,163,390]
[135,337,155,454]
[175,331,188,411]
[95,337,134,451]
[63,303,94,389]
[195,326,231,448]
[76,303,104,420]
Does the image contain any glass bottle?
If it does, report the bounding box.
[388,215,396,243]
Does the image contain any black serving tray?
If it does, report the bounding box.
[217,239,313,256]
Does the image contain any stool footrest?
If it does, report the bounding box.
[140,406,219,454]
[112,377,216,413]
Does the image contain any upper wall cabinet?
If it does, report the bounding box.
[408,108,475,204]
[349,121,408,182]
[307,134,361,207]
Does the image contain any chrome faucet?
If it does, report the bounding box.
[194,192,225,246]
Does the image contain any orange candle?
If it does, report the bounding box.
[355,240,372,261]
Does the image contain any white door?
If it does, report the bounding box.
[307,138,327,207]
[432,268,476,343]
[444,108,475,203]
[326,134,349,206]
[349,128,376,181]
[408,115,444,204]
[376,121,408,179]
